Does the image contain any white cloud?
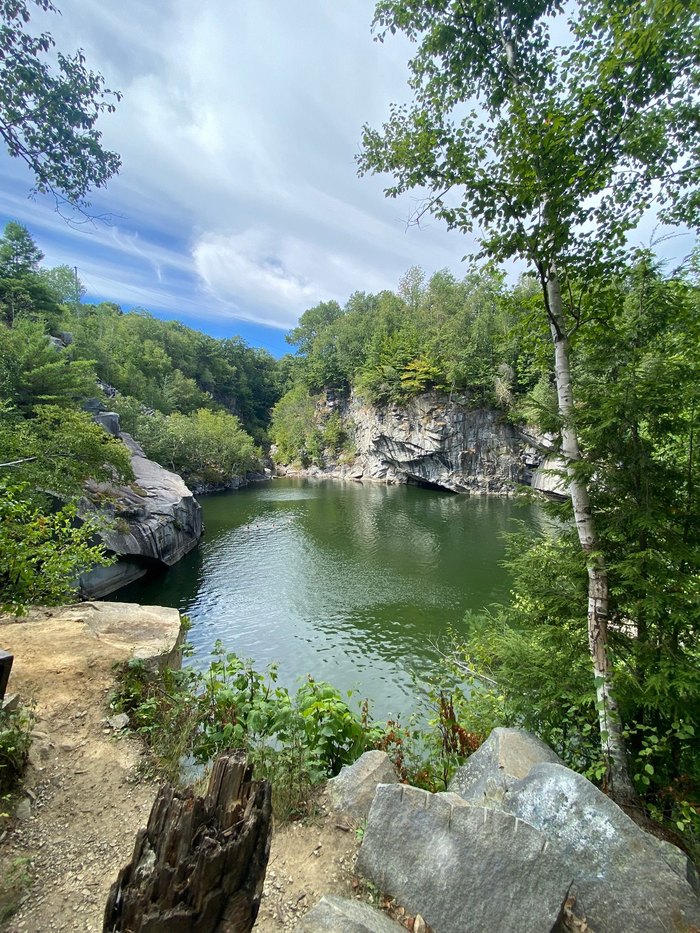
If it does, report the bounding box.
[193,230,318,328]
[0,0,483,336]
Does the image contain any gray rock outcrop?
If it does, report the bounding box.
[530,455,568,499]
[349,392,526,494]
[300,895,406,933]
[353,730,700,933]
[448,726,564,806]
[502,762,700,933]
[93,410,121,437]
[357,783,572,933]
[327,750,400,822]
[79,431,202,598]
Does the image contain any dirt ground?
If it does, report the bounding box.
[0,611,364,933]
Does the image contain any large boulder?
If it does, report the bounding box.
[94,410,121,437]
[300,895,405,933]
[1,601,184,672]
[79,433,202,598]
[357,783,571,933]
[448,727,564,806]
[503,762,700,933]
[327,751,400,822]
[79,601,184,670]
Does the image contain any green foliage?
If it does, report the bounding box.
[63,304,282,440]
[431,264,700,839]
[0,317,96,413]
[0,705,34,798]
[0,0,121,208]
[280,265,542,425]
[0,404,133,497]
[321,411,346,458]
[360,0,700,802]
[113,646,386,820]
[274,263,538,468]
[287,300,343,358]
[361,0,700,271]
[37,264,85,306]
[112,400,261,485]
[445,516,700,841]
[270,385,323,466]
[0,224,64,327]
[0,222,43,278]
[0,481,114,611]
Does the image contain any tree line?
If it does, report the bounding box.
[0,220,284,608]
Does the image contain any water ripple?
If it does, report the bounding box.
[114,479,542,720]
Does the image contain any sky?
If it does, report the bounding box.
[1,1,695,357]
[0,0,482,356]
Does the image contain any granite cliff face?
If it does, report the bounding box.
[278,391,548,495]
[347,392,534,494]
[79,421,202,598]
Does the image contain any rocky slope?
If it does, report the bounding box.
[79,414,202,599]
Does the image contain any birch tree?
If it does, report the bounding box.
[358,0,700,804]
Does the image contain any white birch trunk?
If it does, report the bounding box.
[545,265,636,805]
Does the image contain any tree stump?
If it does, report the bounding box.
[103,750,272,933]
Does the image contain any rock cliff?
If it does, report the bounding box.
[347,392,534,494]
[79,424,202,599]
[281,391,548,495]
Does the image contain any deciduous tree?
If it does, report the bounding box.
[359,0,700,803]
[0,0,121,208]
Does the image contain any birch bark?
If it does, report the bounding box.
[545,265,636,804]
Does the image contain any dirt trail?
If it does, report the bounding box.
[0,609,362,933]
[0,611,158,932]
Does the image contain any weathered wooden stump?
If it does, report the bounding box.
[104,750,272,933]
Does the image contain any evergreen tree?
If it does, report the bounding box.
[0,222,44,277]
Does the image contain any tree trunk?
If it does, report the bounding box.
[545,265,636,806]
[103,750,272,933]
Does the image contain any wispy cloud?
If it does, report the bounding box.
[0,0,479,344]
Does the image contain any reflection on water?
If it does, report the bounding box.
[112,478,543,719]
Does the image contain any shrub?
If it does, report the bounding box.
[0,705,34,800]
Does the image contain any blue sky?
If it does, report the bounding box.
[1,1,695,357]
[0,0,480,356]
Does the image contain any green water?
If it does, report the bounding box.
[114,478,543,720]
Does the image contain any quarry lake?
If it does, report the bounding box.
[114,478,544,720]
